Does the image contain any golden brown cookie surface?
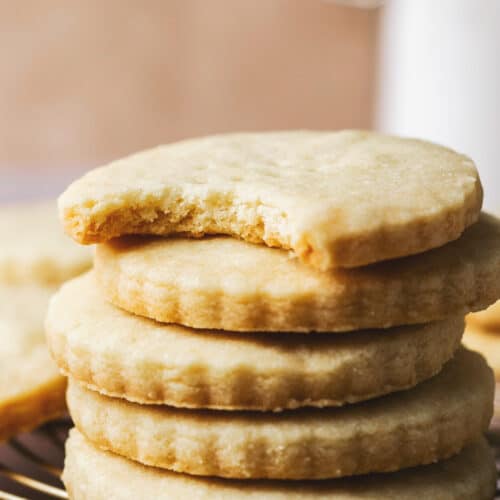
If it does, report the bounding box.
[0,284,66,442]
[95,214,500,332]
[59,130,482,269]
[0,201,91,285]
[63,430,496,499]
[66,349,493,480]
[47,272,464,411]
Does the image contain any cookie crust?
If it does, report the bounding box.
[59,130,482,269]
[66,349,493,480]
[0,284,66,441]
[47,273,464,411]
[95,214,500,332]
[0,201,91,285]
[63,434,496,498]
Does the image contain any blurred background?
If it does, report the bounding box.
[2,0,497,206]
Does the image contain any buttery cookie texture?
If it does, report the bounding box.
[94,214,500,332]
[55,131,500,498]
[47,273,464,410]
[64,430,496,500]
[67,349,492,480]
[0,202,91,443]
[0,284,66,441]
[0,202,91,285]
[59,130,482,270]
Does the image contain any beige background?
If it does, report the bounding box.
[0,0,377,186]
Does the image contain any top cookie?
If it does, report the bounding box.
[0,201,92,285]
[59,131,482,269]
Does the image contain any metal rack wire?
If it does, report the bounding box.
[0,418,69,500]
[1,415,500,499]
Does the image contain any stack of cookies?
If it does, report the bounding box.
[47,131,500,499]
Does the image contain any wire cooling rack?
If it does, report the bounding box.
[1,414,500,499]
[0,418,69,500]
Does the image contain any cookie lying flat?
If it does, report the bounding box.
[0,284,66,442]
[467,301,500,333]
[64,432,496,500]
[59,130,482,270]
[63,429,496,500]
[66,349,492,480]
[46,273,464,411]
[464,326,500,380]
[95,214,500,332]
[0,201,91,285]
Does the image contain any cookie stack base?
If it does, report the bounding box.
[64,430,496,500]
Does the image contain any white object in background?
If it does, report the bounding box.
[377,0,500,209]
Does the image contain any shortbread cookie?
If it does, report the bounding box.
[66,349,493,480]
[0,284,66,442]
[464,326,500,380]
[95,214,500,332]
[64,434,496,500]
[0,201,91,285]
[46,273,464,411]
[64,430,496,499]
[467,300,500,333]
[59,131,482,269]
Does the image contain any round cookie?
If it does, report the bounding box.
[0,201,91,285]
[95,214,500,332]
[59,130,482,270]
[66,349,493,480]
[0,284,66,442]
[464,325,500,380]
[63,430,496,499]
[46,272,464,411]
